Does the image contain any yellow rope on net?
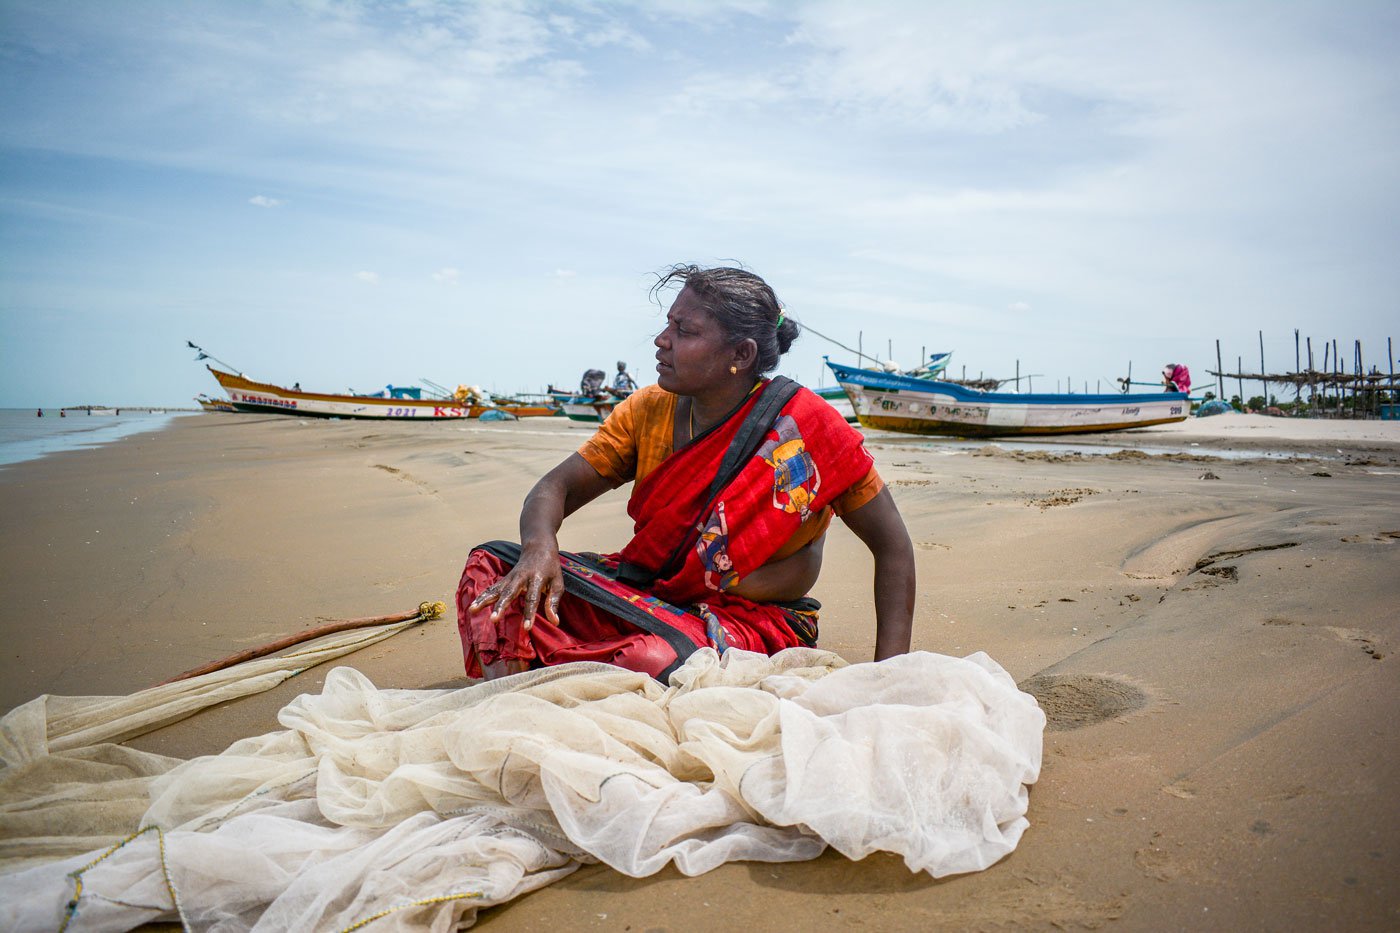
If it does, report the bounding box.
[338,891,484,932]
[418,601,447,620]
[59,825,184,933]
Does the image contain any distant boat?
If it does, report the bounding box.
[488,394,563,418]
[196,394,237,413]
[826,358,1189,437]
[61,406,117,416]
[208,367,484,420]
[548,390,618,423]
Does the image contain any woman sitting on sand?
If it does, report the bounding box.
[457,265,915,681]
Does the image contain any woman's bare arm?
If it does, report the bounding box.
[469,453,615,627]
[838,487,915,660]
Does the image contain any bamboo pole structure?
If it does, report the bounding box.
[1355,340,1362,418]
[1215,340,1224,396]
[1333,339,1340,412]
[1260,331,1268,407]
[154,602,445,686]
[1299,334,1310,406]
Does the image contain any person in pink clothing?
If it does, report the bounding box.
[1162,363,1191,394]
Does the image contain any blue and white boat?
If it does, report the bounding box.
[826,358,1189,437]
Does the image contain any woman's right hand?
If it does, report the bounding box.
[469,453,616,630]
[468,541,564,629]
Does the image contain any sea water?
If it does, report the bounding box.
[0,409,195,469]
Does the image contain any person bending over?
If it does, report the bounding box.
[457,264,915,681]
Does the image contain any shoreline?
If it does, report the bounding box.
[1,411,1396,929]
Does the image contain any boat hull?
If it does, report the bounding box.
[550,392,617,423]
[210,368,483,420]
[492,402,562,418]
[196,396,236,413]
[827,361,1188,437]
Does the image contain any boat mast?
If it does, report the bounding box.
[186,341,244,376]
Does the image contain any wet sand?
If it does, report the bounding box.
[1,411,1397,930]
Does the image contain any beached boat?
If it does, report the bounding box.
[194,392,235,411]
[489,395,563,418]
[548,391,618,423]
[826,358,1189,437]
[208,367,486,420]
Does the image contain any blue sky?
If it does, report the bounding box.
[1,0,1397,406]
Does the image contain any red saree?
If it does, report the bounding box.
[456,379,875,680]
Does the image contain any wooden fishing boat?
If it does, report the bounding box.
[817,350,951,422]
[548,391,618,423]
[826,358,1189,437]
[208,367,486,420]
[196,394,236,413]
[489,395,563,418]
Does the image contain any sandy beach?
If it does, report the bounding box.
[2,410,1397,930]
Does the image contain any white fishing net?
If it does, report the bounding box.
[0,648,1044,932]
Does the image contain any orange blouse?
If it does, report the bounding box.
[577,384,884,558]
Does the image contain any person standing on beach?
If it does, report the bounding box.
[457,264,916,681]
[610,361,639,398]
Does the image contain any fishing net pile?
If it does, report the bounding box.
[0,647,1044,931]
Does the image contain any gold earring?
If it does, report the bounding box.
[729,365,738,375]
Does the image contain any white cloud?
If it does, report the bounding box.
[432,267,459,284]
[1008,301,1031,313]
[578,23,651,52]
[550,268,577,278]
[355,271,380,285]
[248,195,282,207]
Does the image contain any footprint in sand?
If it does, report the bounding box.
[371,463,439,496]
[1340,530,1400,544]
[1017,673,1149,731]
[1262,618,1384,660]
